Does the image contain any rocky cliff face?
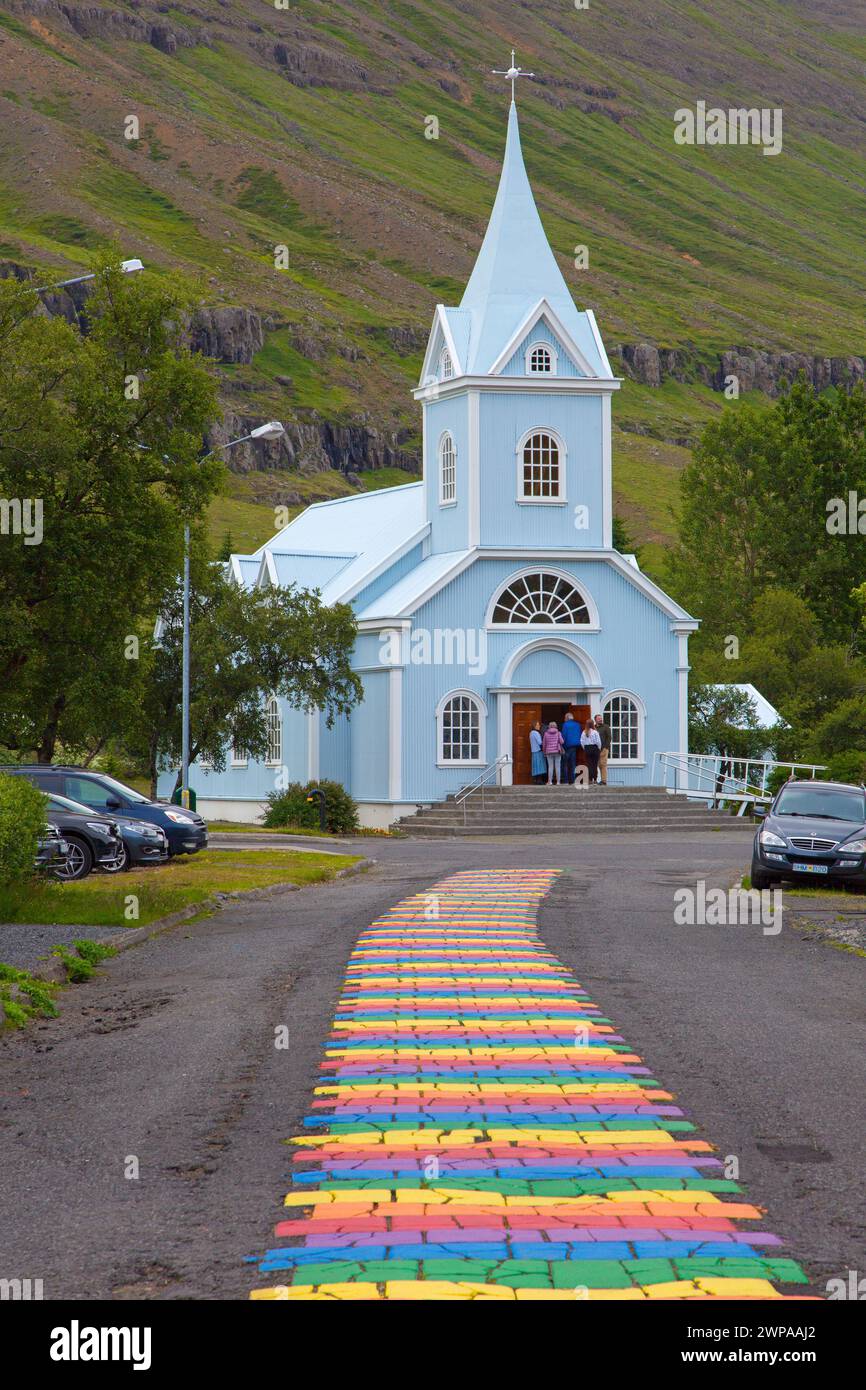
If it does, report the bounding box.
[614,343,866,395]
[7,0,202,52]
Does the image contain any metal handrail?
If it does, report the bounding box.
[653,751,825,811]
[454,755,512,824]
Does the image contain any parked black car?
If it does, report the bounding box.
[28,799,123,881]
[1,766,207,857]
[751,779,866,890]
[45,792,169,872]
[34,822,69,876]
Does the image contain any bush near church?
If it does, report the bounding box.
[0,772,47,887]
[264,780,359,835]
[824,751,866,786]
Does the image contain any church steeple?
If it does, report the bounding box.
[458,100,607,378]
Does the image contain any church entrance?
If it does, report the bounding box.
[511,700,591,784]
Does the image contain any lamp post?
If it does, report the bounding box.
[179,420,285,809]
[29,258,144,295]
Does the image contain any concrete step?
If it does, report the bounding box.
[400,820,755,836]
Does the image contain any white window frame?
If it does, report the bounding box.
[485,567,599,631]
[438,430,457,507]
[230,738,248,767]
[264,694,282,767]
[439,347,454,380]
[525,340,557,375]
[515,426,566,504]
[436,689,487,768]
[602,689,646,766]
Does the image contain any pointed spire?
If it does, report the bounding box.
[459,103,595,375]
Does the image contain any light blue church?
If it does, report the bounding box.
[179,101,698,826]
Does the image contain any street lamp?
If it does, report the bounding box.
[179,420,285,809]
[29,258,144,295]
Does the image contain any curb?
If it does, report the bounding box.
[29,858,376,979]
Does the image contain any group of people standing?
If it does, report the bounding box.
[530,712,610,785]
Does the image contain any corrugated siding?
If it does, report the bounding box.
[478,392,604,549]
[160,700,309,803]
[349,671,390,800]
[351,543,424,613]
[424,394,469,553]
[501,320,584,377]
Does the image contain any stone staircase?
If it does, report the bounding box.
[394,784,757,837]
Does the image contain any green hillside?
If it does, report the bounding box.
[1,0,863,563]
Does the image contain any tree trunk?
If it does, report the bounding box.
[37,695,66,764]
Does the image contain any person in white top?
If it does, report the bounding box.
[580,720,602,785]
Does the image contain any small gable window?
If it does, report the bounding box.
[527,342,555,374]
[439,432,457,506]
[490,571,590,626]
[518,429,563,501]
[439,348,454,380]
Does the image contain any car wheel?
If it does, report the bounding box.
[101,842,130,873]
[750,860,775,891]
[55,835,93,882]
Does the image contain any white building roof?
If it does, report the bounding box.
[710,683,784,729]
[356,550,473,622]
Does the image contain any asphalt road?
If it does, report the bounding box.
[0,830,863,1300]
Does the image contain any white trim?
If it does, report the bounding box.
[601,394,612,549]
[676,632,690,788]
[585,308,614,378]
[230,751,248,768]
[389,666,403,799]
[418,305,464,386]
[524,340,557,376]
[330,525,431,605]
[435,688,487,767]
[438,429,457,507]
[468,391,480,546]
[488,299,598,378]
[413,375,621,401]
[500,637,603,690]
[306,709,320,782]
[602,688,646,767]
[516,426,567,503]
[264,693,282,767]
[485,565,600,630]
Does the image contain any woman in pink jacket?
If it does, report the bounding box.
[541,722,565,785]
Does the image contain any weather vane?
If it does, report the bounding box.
[492,49,535,101]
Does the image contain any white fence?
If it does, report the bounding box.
[652,752,825,814]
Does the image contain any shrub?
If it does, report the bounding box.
[0,772,47,888]
[824,751,866,787]
[263,779,359,834]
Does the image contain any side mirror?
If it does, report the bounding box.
[753,805,767,820]
[106,797,122,810]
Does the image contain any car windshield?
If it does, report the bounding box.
[97,774,150,804]
[775,786,865,823]
[48,793,96,816]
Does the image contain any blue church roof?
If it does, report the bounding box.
[456,102,610,377]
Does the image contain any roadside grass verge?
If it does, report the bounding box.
[207,821,397,838]
[0,849,361,928]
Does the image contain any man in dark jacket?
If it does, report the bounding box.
[561,711,582,784]
[594,713,611,785]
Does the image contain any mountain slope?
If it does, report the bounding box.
[1,0,864,560]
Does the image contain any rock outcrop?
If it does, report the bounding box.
[7,1,201,51]
[188,307,264,365]
[613,342,866,395]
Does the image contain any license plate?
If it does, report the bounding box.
[792,862,829,874]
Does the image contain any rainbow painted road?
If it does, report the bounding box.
[249,868,811,1300]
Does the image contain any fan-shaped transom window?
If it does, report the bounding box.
[439,432,456,505]
[528,343,553,373]
[604,693,641,761]
[440,348,454,380]
[520,430,561,499]
[439,693,483,763]
[491,572,590,626]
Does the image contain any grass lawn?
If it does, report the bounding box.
[0,849,362,928]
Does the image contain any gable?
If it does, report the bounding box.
[500,318,585,378]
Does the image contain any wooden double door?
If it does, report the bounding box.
[512,701,591,784]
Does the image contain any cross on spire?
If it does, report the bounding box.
[492,48,535,102]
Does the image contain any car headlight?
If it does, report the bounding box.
[127,821,159,836]
[759,829,787,849]
[86,821,115,835]
[165,811,194,824]
[838,838,866,855]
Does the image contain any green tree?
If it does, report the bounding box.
[127,551,362,796]
[0,255,221,761]
[668,381,866,651]
[688,682,769,759]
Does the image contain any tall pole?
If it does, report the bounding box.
[181,523,191,810]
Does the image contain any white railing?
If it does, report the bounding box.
[454,755,512,824]
[652,752,825,815]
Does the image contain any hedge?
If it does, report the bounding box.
[0,772,47,888]
[263,779,359,834]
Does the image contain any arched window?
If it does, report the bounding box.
[490,571,590,626]
[437,691,485,765]
[265,694,282,766]
[527,342,554,374]
[603,692,643,763]
[439,432,456,505]
[518,430,562,500]
[439,348,453,380]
